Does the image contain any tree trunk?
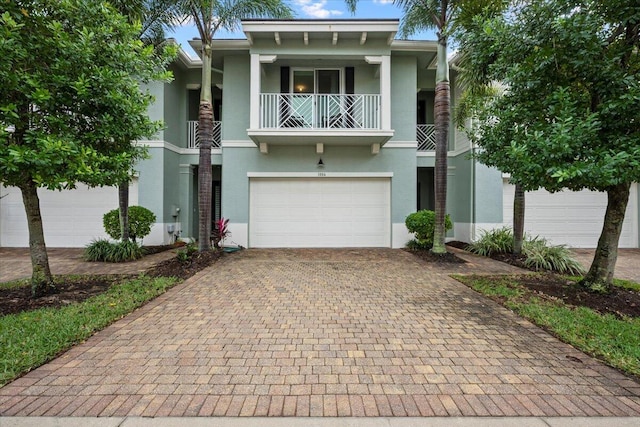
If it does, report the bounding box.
[432,36,450,255]
[197,44,213,252]
[19,180,55,297]
[581,183,630,290]
[118,180,130,242]
[513,183,525,255]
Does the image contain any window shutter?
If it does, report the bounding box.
[280,66,290,93]
[345,67,355,94]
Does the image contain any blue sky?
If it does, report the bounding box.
[169,0,437,56]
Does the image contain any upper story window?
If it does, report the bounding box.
[292,69,342,94]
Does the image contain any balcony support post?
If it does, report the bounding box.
[380,55,391,131]
[250,54,261,129]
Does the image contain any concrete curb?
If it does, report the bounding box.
[2,418,640,427]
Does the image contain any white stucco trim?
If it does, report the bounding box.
[247,172,394,178]
[416,145,472,158]
[134,141,222,156]
[222,141,257,148]
[392,223,412,249]
[384,141,417,148]
[227,223,248,248]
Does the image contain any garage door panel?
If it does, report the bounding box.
[503,182,637,248]
[250,178,390,248]
[1,182,138,247]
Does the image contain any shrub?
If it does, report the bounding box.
[84,239,145,263]
[523,237,585,275]
[176,242,197,263]
[467,226,586,275]
[405,210,453,249]
[103,206,156,243]
[84,239,113,262]
[467,226,514,256]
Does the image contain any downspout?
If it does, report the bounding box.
[470,118,476,242]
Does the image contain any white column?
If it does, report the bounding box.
[380,55,391,130]
[249,53,261,129]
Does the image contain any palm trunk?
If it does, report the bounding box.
[513,183,525,254]
[581,183,630,290]
[118,180,130,242]
[19,180,55,297]
[432,36,450,254]
[197,44,213,251]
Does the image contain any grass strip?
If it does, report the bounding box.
[0,275,177,386]
[454,274,640,378]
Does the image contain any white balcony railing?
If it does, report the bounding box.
[417,124,436,151]
[187,121,221,149]
[260,93,381,130]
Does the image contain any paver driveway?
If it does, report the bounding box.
[1,249,639,417]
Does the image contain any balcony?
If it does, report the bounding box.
[417,124,436,151]
[248,93,393,148]
[187,121,221,149]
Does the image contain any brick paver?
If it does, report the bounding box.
[1,248,639,417]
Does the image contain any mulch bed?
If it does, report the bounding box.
[504,273,640,318]
[0,275,128,316]
[0,245,223,316]
[405,248,467,264]
[412,241,640,318]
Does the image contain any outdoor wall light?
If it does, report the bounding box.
[317,158,324,168]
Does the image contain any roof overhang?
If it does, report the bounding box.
[242,19,399,47]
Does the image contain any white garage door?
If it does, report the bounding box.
[503,181,638,248]
[0,182,138,248]
[250,177,391,247]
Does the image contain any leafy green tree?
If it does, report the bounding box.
[459,0,640,289]
[0,0,171,295]
[178,0,293,252]
[346,0,508,255]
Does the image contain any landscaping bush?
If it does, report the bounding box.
[103,206,156,243]
[84,239,113,262]
[84,239,145,263]
[405,210,453,249]
[467,226,585,275]
[467,226,514,256]
[523,237,585,275]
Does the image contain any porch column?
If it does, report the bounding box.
[381,55,391,130]
[249,53,261,129]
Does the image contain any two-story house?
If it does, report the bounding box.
[1,19,638,249]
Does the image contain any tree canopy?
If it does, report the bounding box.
[0,0,174,293]
[460,0,640,193]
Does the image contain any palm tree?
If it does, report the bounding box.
[346,0,507,255]
[112,0,182,242]
[179,0,293,251]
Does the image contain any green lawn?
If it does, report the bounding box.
[0,275,177,386]
[454,274,640,378]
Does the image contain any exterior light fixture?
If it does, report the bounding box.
[317,158,324,168]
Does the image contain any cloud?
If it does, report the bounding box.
[373,0,394,4]
[293,0,343,19]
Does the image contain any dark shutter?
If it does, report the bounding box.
[345,67,355,127]
[280,66,290,93]
[345,67,355,94]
